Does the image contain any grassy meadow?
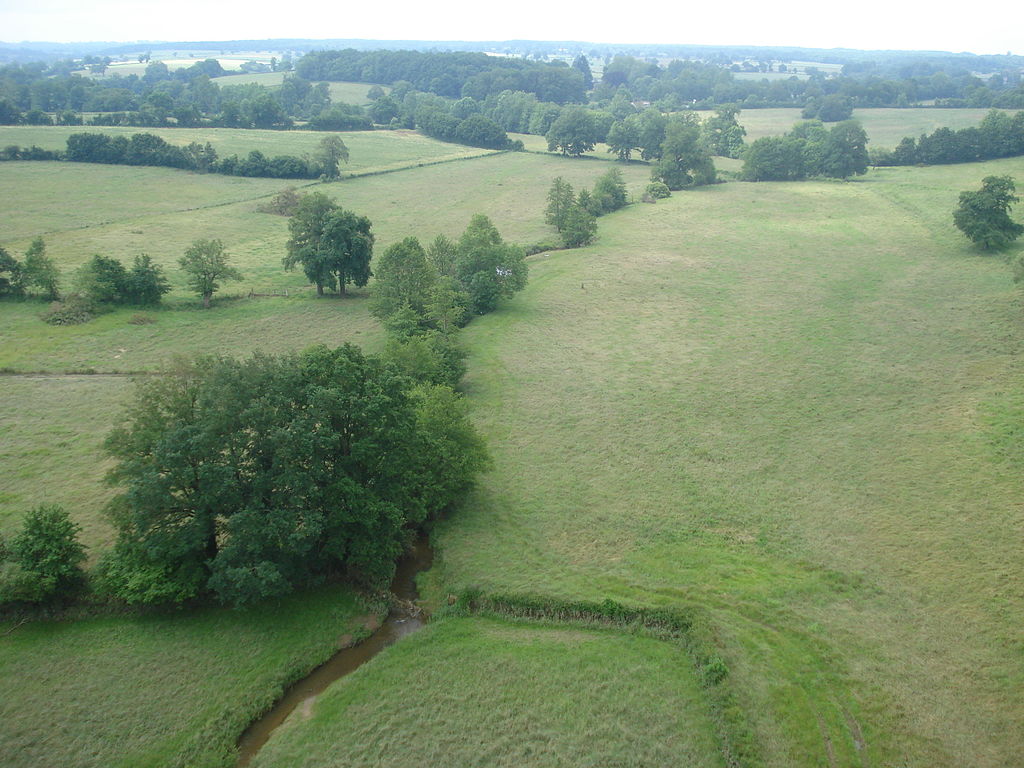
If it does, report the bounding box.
[251,616,726,768]
[0,586,372,768]
[2,119,1024,768]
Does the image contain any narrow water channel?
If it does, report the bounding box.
[235,539,433,767]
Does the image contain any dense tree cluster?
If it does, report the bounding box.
[872,110,1024,167]
[99,344,489,606]
[742,119,869,180]
[296,49,586,103]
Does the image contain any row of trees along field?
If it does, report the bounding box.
[0,132,350,179]
[3,49,1024,140]
[1,188,535,609]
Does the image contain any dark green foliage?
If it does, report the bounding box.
[125,254,171,305]
[0,245,24,297]
[1,505,86,604]
[371,237,436,322]
[953,175,1024,250]
[385,331,468,389]
[702,105,747,158]
[454,215,528,314]
[102,346,488,605]
[77,254,130,304]
[560,205,598,248]
[63,132,319,179]
[651,114,716,190]
[284,193,373,296]
[606,116,641,161]
[179,239,243,308]
[742,136,808,181]
[453,114,510,149]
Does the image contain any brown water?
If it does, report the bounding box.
[235,540,433,767]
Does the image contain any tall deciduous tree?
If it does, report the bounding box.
[179,239,242,308]
[953,175,1024,250]
[284,192,373,295]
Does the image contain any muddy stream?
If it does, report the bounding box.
[235,539,433,767]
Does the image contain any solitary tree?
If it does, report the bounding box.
[953,175,1024,250]
[314,135,349,179]
[179,239,242,308]
[285,193,373,295]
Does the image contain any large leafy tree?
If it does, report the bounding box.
[953,175,1024,250]
[821,120,869,179]
[546,106,600,156]
[102,345,489,606]
[285,192,374,295]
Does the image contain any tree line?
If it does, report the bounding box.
[1,132,351,180]
[871,109,1024,167]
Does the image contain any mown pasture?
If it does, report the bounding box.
[2,122,1023,768]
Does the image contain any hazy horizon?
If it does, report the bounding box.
[1,0,1020,57]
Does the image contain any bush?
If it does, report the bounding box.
[644,181,671,199]
[41,293,95,325]
[3,504,86,603]
[256,187,306,216]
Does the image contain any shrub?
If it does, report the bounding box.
[644,181,671,199]
[256,187,306,216]
[41,293,95,325]
[4,504,86,603]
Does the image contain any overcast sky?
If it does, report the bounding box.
[1,0,1020,56]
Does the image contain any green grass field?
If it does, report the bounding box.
[251,616,726,768]
[0,586,371,768]
[2,121,1023,768]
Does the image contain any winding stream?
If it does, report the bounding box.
[235,539,433,767]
